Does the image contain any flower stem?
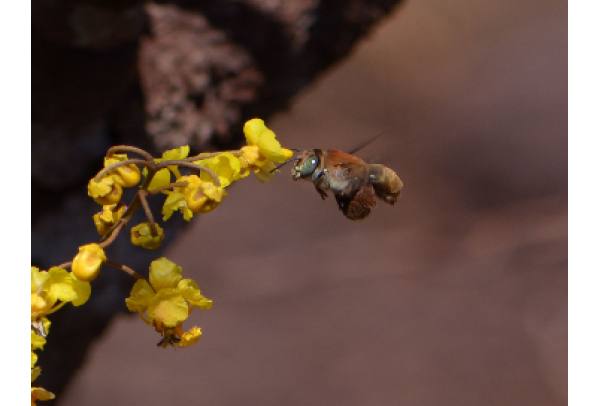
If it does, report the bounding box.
[94,159,152,182]
[146,181,189,196]
[105,260,144,280]
[138,190,158,235]
[107,145,154,161]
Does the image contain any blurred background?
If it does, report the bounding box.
[57,0,566,405]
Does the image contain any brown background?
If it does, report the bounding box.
[59,0,567,405]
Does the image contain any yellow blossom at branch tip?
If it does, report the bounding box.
[243,118,294,163]
[72,244,106,282]
[131,222,164,250]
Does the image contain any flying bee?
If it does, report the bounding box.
[276,141,403,220]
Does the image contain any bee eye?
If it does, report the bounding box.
[298,155,319,177]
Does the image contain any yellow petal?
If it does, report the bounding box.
[196,152,242,187]
[253,161,277,183]
[46,267,77,303]
[256,129,289,163]
[148,168,171,191]
[162,191,186,221]
[71,277,92,306]
[31,331,46,350]
[179,326,202,347]
[149,258,183,291]
[31,267,48,294]
[126,279,155,312]
[243,118,266,146]
[147,289,189,328]
[178,279,213,309]
[31,366,42,382]
[162,146,190,161]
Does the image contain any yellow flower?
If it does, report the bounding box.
[243,118,293,163]
[180,175,226,214]
[125,258,212,348]
[31,367,55,405]
[131,222,164,249]
[144,146,190,181]
[162,190,193,221]
[31,330,47,368]
[241,119,293,182]
[93,204,126,236]
[161,175,226,220]
[104,153,141,188]
[195,152,244,187]
[31,266,91,324]
[88,175,123,205]
[71,244,106,282]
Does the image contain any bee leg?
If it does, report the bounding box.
[315,185,328,200]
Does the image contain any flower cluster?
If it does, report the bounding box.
[239,118,294,182]
[88,153,141,205]
[31,118,293,402]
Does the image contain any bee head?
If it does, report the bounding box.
[292,150,321,180]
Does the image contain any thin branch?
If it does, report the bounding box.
[146,181,189,196]
[138,190,158,235]
[107,145,154,161]
[105,260,144,280]
[98,218,126,248]
[94,159,153,182]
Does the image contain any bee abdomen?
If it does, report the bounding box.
[368,164,403,205]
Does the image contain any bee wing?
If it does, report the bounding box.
[347,131,385,155]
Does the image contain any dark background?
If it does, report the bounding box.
[40,0,566,404]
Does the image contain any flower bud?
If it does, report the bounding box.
[93,205,126,236]
[131,222,164,250]
[88,176,122,205]
[104,154,141,188]
[72,244,106,282]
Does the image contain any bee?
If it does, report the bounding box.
[278,141,403,220]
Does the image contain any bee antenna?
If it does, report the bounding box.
[271,157,300,172]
